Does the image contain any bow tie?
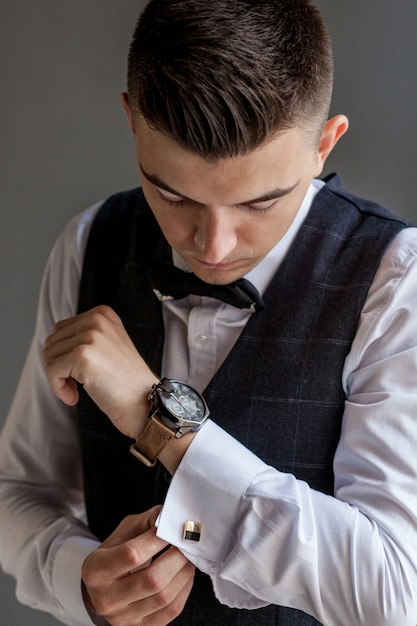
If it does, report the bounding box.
[147,265,265,313]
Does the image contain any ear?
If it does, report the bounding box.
[120,92,136,135]
[313,114,349,177]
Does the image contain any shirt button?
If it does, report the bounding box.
[195,334,209,347]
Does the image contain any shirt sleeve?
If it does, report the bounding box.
[0,204,102,626]
[156,227,417,625]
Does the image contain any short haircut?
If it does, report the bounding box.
[127,0,334,158]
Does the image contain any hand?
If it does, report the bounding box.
[82,506,195,625]
[43,305,158,439]
[43,305,195,473]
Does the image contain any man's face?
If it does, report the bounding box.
[131,115,337,285]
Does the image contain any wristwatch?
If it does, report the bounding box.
[130,378,210,467]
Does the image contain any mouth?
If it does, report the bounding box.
[188,257,254,285]
[188,252,252,270]
[196,259,241,271]
[178,250,255,282]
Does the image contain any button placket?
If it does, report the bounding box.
[187,303,219,386]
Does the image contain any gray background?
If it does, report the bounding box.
[1,2,416,624]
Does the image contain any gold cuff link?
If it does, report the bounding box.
[183,520,203,542]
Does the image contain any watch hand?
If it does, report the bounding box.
[169,390,189,407]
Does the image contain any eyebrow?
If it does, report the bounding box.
[139,163,300,206]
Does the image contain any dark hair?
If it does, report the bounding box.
[127,0,333,158]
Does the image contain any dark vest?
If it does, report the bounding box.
[77,174,408,624]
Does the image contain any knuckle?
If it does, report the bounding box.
[153,586,173,609]
[93,304,119,323]
[73,343,93,366]
[86,310,107,332]
[122,513,138,527]
[51,319,63,333]
[83,306,121,337]
[143,569,166,595]
[165,597,187,621]
[81,555,95,585]
[93,304,111,315]
[91,594,115,617]
[81,560,97,587]
[119,542,143,569]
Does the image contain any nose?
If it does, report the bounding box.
[193,207,237,264]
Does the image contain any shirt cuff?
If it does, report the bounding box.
[52,535,101,625]
[156,419,265,564]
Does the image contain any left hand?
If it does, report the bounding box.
[43,305,158,439]
[82,506,195,625]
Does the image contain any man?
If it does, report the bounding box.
[1,0,417,624]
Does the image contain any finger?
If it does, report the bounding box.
[44,313,88,350]
[103,507,162,548]
[43,322,121,406]
[43,328,92,359]
[82,527,169,585]
[141,568,195,626]
[89,547,194,623]
[43,345,89,405]
[44,306,119,351]
[42,315,96,392]
[122,547,193,607]
[120,561,195,626]
[48,373,79,406]
[42,353,80,406]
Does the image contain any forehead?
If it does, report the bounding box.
[134,116,315,205]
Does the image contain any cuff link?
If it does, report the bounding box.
[183,520,203,542]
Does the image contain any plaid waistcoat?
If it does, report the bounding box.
[77,174,407,624]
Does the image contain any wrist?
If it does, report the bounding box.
[130,378,209,469]
[158,431,197,475]
[136,374,161,436]
[120,373,160,440]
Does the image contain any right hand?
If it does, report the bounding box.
[82,506,195,625]
[43,305,159,440]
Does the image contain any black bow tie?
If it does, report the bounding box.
[147,265,265,312]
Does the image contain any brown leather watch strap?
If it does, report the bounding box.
[130,416,176,467]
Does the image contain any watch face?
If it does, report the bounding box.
[158,381,206,422]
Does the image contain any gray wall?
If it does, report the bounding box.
[1,2,417,624]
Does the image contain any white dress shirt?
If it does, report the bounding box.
[1,179,417,625]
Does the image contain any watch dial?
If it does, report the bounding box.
[160,381,205,421]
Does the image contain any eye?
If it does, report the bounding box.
[156,186,185,206]
[244,198,279,213]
